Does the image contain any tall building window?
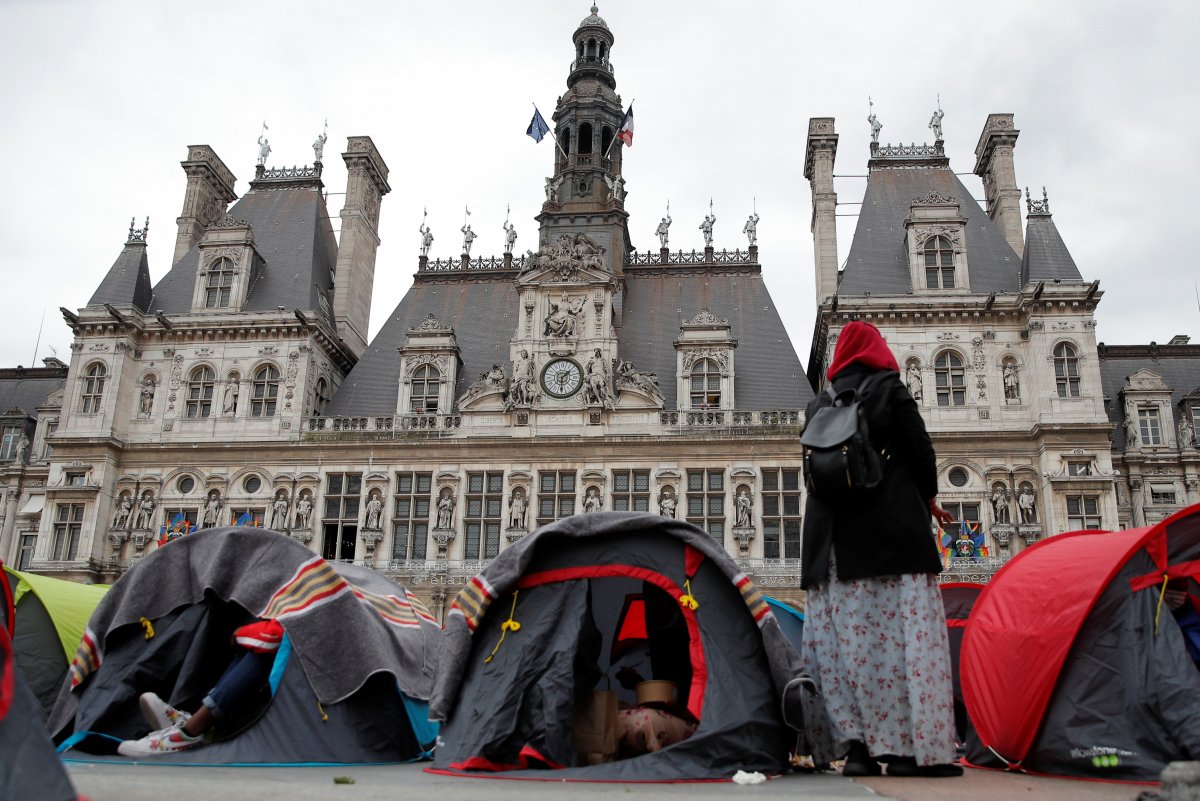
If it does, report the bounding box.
[611,469,650,511]
[464,471,504,560]
[686,468,725,539]
[204,258,235,308]
[186,367,216,418]
[934,351,966,406]
[81,362,106,414]
[689,359,721,409]
[160,507,199,534]
[923,235,956,289]
[761,468,802,559]
[410,365,440,414]
[321,472,361,561]
[392,472,432,562]
[1066,495,1101,530]
[537,470,576,527]
[17,534,36,570]
[251,365,280,417]
[52,503,85,561]
[0,425,21,460]
[1138,406,1163,446]
[1054,343,1081,398]
[1067,461,1093,476]
[942,501,981,535]
[1150,485,1177,505]
[313,377,330,417]
[228,506,265,527]
[41,420,57,460]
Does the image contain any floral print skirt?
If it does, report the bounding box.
[802,555,957,765]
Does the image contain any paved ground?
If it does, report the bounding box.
[63,761,1151,801]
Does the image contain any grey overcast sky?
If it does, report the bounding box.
[1,0,1197,372]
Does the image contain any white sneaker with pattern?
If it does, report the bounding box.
[138,692,191,731]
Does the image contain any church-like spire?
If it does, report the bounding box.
[88,218,154,312]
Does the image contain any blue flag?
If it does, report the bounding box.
[526,106,550,143]
[236,510,252,526]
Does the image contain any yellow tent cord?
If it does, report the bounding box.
[484,591,521,664]
[316,700,328,722]
[678,579,699,611]
[1154,573,1170,636]
[139,617,155,640]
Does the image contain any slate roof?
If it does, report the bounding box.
[88,242,153,312]
[0,367,68,420]
[1098,344,1200,449]
[839,166,1023,297]
[1021,212,1083,285]
[145,186,338,329]
[326,264,812,416]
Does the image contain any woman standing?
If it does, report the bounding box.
[800,321,961,777]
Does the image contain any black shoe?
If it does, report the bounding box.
[842,740,882,777]
[885,757,963,777]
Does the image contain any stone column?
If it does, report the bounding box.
[804,118,839,303]
[0,487,18,562]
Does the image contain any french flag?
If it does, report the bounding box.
[617,103,634,147]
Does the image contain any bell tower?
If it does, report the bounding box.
[536,5,633,272]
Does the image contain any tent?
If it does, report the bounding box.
[49,527,440,765]
[3,565,109,720]
[940,582,983,744]
[962,503,1200,780]
[764,596,804,654]
[429,511,828,780]
[1,564,81,801]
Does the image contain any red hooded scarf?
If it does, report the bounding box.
[827,320,899,380]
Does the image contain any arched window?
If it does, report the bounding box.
[558,127,571,156]
[934,351,966,406]
[578,122,593,154]
[313,377,330,417]
[1054,342,1081,398]
[80,362,106,414]
[410,365,441,414]
[923,236,955,289]
[204,258,236,308]
[186,367,216,418]
[689,359,721,409]
[251,365,280,417]
[601,127,614,158]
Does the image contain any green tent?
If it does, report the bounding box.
[3,567,108,720]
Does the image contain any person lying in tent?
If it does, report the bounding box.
[1164,580,1200,671]
[117,619,284,756]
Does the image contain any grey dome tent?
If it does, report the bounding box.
[429,512,828,780]
[49,527,440,765]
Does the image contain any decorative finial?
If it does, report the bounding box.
[1025,186,1051,215]
[591,4,599,13]
[127,216,150,243]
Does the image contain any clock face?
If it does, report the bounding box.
[541,358,583,398]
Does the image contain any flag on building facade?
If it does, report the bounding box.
[526,106,550,143]
[235,510,252,526]
[616,103,634,146]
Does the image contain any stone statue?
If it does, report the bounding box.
[222,380,239,416]
[312,130,328,162]
[203,492,223,529]
[503,220,518,253]
[583,487,602,513]
[365,494,384,530]
[543,301,574,337]
[270,494,289,530]
[1003,362,1020,401]
[656,214,672,248]
[295,496,312,529]
[13,433,27,463]
[419,222,434,256]
[699,212,716,247]
[461,224,477,255]
[991,486,1009,524]
[508,492,527,529]
[1179,414,1195,448]
[112,495,132,529]
[134,493,157,530]
[1018,486,1037,524]
[735,490,752,528]
[742,213,760,246]
[905,363,923,402]
[436,493,455,529]
[544,175,564,202]
[256,134,271,166]
[617,360,660,396]
[603,174,624,201]
[507,350,537,408]
[139,378,156,416]
[659,494,676,518]
[929,108,945,140]
[1125,416,1140,448]
[584,349,613,408]
[868,112,882,144]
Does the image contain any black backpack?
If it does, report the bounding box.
[800,373,885,496]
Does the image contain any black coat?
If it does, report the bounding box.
[800,364,943,589]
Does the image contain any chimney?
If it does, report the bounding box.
[334,136,391,359]
[804,118,839,304]
[173,146,237,266]
[973,114,1023,256]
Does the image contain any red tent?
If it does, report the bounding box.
[962,503,1200,780]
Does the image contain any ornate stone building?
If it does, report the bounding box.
[2,8,1197,604]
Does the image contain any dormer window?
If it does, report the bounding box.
[1137,406,1163,446]
[923,236,956,289]
[410,364,441,413]
[1053,343,1081,398]
[689,359,721,409]
[204,258,235,308]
